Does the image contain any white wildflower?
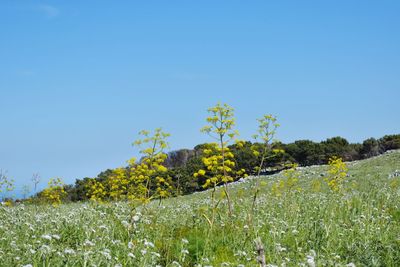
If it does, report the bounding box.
[144,240,155,248]
[64,248,75,255]
[83,239,95,246]
[41,234,52,241]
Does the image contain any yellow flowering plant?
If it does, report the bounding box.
[107,167,129,201]
[325,156,348,192]
[86,178,107,202]
[41,177,67,206]
[128,128,173,204]
[196,103,243,216]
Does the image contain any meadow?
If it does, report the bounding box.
[0,150,399,266]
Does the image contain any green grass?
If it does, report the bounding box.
[1,151,400,266]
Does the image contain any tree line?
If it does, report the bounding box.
[46,133,400,203]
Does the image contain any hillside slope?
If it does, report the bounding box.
[1,150,399,266]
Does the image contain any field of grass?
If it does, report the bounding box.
[1,150,400,267]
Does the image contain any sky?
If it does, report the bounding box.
[1,1,399,198]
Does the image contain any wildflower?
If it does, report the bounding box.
[64,248,75,255]
[144,240,155,248]
[306,250,316,267]
[83,239,95,246]
[132,215,140,222]
[151,252,161,257]
[306,256,315,267]
[41,235,52,241]
[52,234,61,240]
[128,252,135,258]
[276,244,287,252]
[182,238,189,244]
[101,250,111,260]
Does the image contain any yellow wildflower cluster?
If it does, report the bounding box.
[84,128,174,204]
[41,178,67,206]
[325,156,348,192]
[194,143,246,188]
[129,152,172,202]
[129,128,173,203]
[108,168,129,200]
[86,179,106,202]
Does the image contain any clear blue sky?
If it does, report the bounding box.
[1,1,399,197]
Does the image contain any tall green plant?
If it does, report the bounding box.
[199,103,239,216]
[251,115,281,210]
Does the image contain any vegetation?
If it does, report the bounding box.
[29,132,398,203]
[1,150,399,266]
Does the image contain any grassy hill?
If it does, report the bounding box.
[1,150,400,266]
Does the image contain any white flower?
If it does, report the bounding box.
[41,234,52,241]
[101,251,111,260]
[181,249,189,254]
[64,248,75,255]
[128,252,135,258]
[306,255,315,267]
[151,252,161,257]
[182,238,189,244]
[83,240,95,246]
[52,234,61,240]
[346,263,356,267]
[22,265,33,267]
[144,240,155,248]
